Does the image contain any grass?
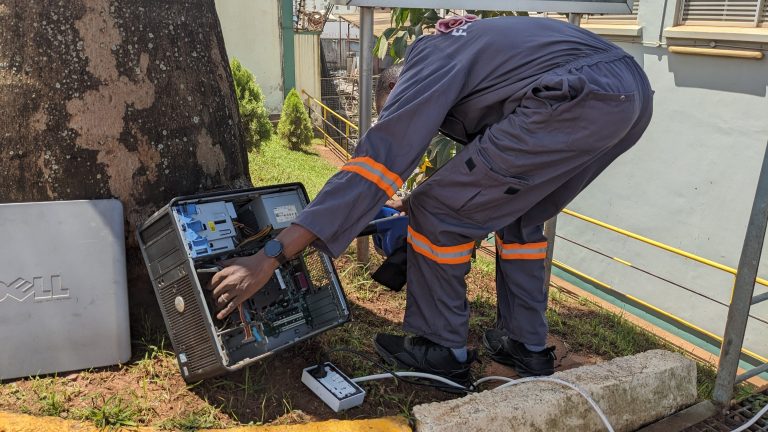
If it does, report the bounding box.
[159,406,222,431]
[544,279,757,400]
[249,136,338,199]
[29,376,69,418]
[75,395,138,429]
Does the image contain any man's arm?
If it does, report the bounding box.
[210,36,470,317]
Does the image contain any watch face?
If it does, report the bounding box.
[265,239,283,258]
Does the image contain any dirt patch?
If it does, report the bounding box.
[0,247,602,429]
[313,142,346,169]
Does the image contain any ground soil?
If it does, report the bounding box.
[0,143,602,428]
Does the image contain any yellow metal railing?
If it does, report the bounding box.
[562,209,768,289]
[556,209,768,365]
[301,90,355,160]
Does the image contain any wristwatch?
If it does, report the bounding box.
[264,239,288,265]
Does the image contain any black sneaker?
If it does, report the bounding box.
[483,329,555,377]
[374,333,477,388]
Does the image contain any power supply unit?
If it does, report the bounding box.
[137,184,350,382]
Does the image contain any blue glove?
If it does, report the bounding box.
[370,207,408,257]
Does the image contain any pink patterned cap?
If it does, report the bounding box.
[436,14,479,34]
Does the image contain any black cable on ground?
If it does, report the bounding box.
[319,347,476,393]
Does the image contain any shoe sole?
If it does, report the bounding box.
[373,339,470,394]
[482,332,553,378]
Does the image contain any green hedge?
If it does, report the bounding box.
[231,58,272,150]
[277,89,313,151]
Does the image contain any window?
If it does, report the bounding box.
[538,1,641,38]
[581,0,640,25]
[679,0,767,27]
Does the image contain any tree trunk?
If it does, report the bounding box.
[0,0,251,325]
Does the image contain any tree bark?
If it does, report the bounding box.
[0,0,251,322]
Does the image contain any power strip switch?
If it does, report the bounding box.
[301,362,365,412]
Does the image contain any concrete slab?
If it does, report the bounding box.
[413,350,698,432]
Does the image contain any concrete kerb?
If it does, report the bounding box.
[413,350,698,432]
[0,351,696,432]
[0,412,411,432]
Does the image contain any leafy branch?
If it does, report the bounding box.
[373,9,526,62]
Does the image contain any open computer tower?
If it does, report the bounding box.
[137,184,349,382]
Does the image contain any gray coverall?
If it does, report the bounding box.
[295,16,654,349]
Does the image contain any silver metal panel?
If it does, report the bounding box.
[0,200,131,380]
[335,0,633,14]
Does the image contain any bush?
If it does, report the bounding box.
[277,88,313,151]
[230,58,272,150]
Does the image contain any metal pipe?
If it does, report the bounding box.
[752,291,768,305]
[668,46,763,60]
[562,208,768,289]
[552,258,768,365]
[543,217,558,295]
[713,143,768,406]
[339,18,343,67]
[568,13,583,26]
[735,362,768,383]
[302,89,358,130]
[359,7,373,135]
[356,6,374,264]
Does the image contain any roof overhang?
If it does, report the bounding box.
[334,0,633,15]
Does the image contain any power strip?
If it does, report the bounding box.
[301,362,366,412]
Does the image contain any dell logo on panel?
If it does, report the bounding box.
[0,276,71,302]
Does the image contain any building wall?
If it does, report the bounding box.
[556,0,768,357]
[294,33,322,100]
[214,0,285,114]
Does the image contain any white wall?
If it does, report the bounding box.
[294,33,322,100]
[556,0,768,357]
[322,19,360,39]
[215,0,284,114]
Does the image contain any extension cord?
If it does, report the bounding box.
[306,352,767,432]
[301,362,366,412]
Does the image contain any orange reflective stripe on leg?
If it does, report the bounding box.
[407,226,474,264]
[496,234,548,260]
[341,157,404,197]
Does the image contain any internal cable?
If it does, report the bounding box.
[238,225,273,249]
[238,304,254,341]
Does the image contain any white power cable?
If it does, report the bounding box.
[351,372,615,432]
[351,371,466,389]
[482,376,615,432]
[730,402,768,432]
[352,371,767,432]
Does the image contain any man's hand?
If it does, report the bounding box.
[209,252,277,320]
[385,196,409,215]
[208,224,319,320]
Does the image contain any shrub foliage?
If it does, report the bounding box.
[231,58,272,150]
[278,88,314,151]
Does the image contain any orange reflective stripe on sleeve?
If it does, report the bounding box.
[496,234,548,260]
[340,157,404,197]
[407,226,474,265]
